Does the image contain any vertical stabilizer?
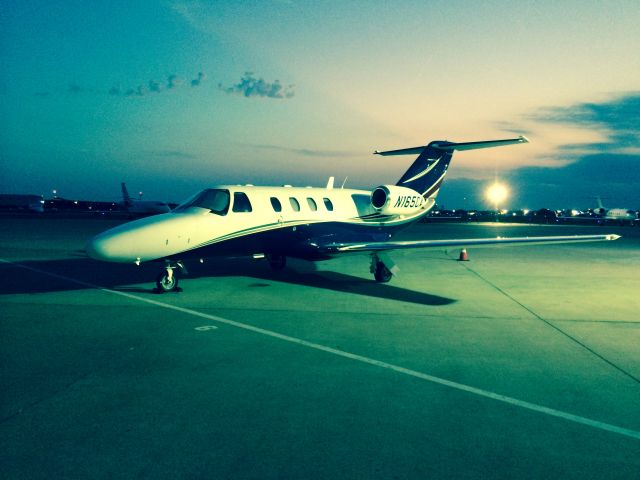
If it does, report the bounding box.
[395,143,454,199]
[375,136,528,201]
[121,183,133,207]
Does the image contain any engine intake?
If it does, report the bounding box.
[371,185,426,215]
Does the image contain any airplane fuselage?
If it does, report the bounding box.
[125,201,172,215]
[87,185,430,264]
[602,208,636,221]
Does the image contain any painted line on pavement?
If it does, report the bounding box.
[2,258,639,441]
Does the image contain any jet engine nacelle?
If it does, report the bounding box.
[371,185,426,215]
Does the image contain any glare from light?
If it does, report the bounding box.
[486,182,509,209]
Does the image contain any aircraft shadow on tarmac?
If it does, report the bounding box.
[0,256,456,306]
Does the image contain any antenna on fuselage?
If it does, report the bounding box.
[341,177,348,189]
[326,176,335,189]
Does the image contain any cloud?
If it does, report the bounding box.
[247,144,356,157]
[512,153,639,207]
[221,72,295,99]
[191,72,207,87]
[151,150,198,160]
[67,83,101,94]
[440,93,640,208]
[492,121,535,137]
[167,75,183,89]
[41,72,205,99]
[440,151,640,210]
[148,79,163,93]
[526,94,640,203]
[532,93,640,152]
[125,85,146,97]
[109,74,191,95]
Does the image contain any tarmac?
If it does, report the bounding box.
[1,216,639,479]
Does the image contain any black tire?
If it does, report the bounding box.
[267,254,286,271]
[156,269,179,292]
[374,262,392,283]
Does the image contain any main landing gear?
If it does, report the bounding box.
[264,252,395,283]
[373,262,392,283]
[370,253,395,283]
[155,260,187,293]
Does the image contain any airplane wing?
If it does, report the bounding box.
[319,234,620,254]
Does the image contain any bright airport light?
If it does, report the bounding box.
[486,182,509,210]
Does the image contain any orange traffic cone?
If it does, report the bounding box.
[458,248,469,261]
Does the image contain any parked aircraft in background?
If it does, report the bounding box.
[87,136,619,292]
[594,197,637,224]
[559,197,637,225]
[121,183,171,215]
[0,194,44,213]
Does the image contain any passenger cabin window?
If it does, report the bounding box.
[173,189,230,215]
[270,197,282,212]
[323,197,334,211]
[289,197,300,212]
[232,192,253,212]
[307,198,318,211]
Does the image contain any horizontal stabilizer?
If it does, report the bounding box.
[374,146,426,156]
[375,136,529,156]
[321,233,620,254]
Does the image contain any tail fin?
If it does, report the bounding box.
[375,136,528,199]
[121,182,132,207]
[595,196,605,209]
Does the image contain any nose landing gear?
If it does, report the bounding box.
[156,268,178,292]
[155,260,187,293]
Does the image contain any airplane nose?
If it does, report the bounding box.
[85,235,110,261]
[85,212,182,263]
[85,232,133,262]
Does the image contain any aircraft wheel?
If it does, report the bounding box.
[374,262,392,283]
[267,254,286,270]
[156,268,179,292]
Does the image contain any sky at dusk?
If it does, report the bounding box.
[1,0,639,209]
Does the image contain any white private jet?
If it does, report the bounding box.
[121,182,171,215]
[594,197,637,224]
[560,197,637,225]
[87,136,620,292]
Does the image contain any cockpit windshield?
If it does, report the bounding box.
[173,189,230,215]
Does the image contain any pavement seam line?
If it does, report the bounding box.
[453,257,640,385]
[2,258,639,442]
